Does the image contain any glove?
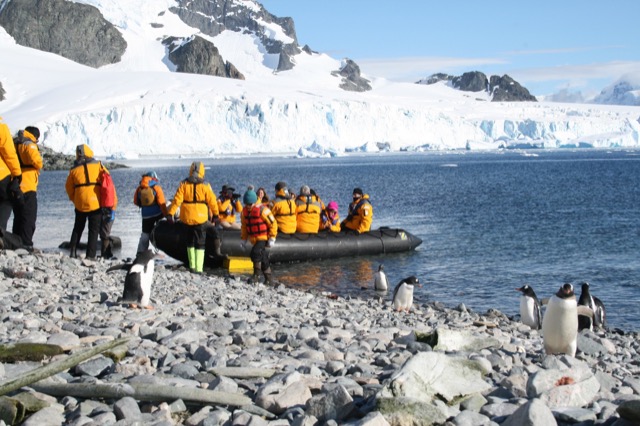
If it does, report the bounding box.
[102,208,114,223]
[267,238,276,248]
[9,175,23,202]
[166,215,175,224]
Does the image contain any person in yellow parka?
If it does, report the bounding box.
[167,162,221,273]
[295,185,322,233]
[217,184,242,230]
[0,118,22,233]
[341,187,373,234]
[270,181,296,234]
[241,188,278,285]
[65,144,117,259]
[12,126,43,250]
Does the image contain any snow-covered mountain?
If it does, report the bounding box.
[0,0,639,158]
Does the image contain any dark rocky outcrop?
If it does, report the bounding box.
[490,74,537,102]
[0,81,5,101]
[331,59,372,92]
[166,36,244,79]
[170,0,300,72]
[39,145,125,171]
[0,0,127,68]
[452,71,489,92]
[419,71,537,102]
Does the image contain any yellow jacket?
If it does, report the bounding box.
[65,144,118,212]
[0,120,22,181]
[15,129,42,193]
[319,209,341,232]
[241,203,278,244]
[342,194,373,233]
[167,162,219,226]
[218,197,243,225]
[270,188,297,234]
[295,195,322,233]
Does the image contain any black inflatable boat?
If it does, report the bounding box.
[151,221,422,267]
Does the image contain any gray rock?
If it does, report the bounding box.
[552,406,597,422]
[75,355,114,377]
[527,365,600,408]
[306,383,354,422]
[501,398,557,426]
[113,396,141,420]
[452,410,494,426]
[617,399,640,423]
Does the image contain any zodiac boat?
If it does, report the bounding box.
[151,221,422,267]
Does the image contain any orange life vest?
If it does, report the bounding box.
[244,205,268,238]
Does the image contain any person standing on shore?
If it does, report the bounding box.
[0,118,22,233]
[341,187,373,234]
[166,162,221,273]
[133,171,169,254]
[65,144,107,259]
[12,126,42,251]
[241,188,278,285]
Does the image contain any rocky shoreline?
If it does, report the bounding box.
[0,250,639,425]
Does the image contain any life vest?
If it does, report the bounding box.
[244,205,268,238]
[139,186,156,207]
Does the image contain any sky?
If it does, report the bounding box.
[260,0,640,97]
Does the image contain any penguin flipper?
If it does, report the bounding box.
[107,263,132,273]
[577,305,594,318]
[540,297,550,305]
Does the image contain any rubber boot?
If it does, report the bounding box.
[69,232,79,258]
[137,232,150,254]
[249,262,261,284]
[101,239,113,259]
[187,246,196,272]
[263,267,274,286]
[213,238,227,259]
[195,249,205,273]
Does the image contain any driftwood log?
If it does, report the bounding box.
[208,366,277,379]
[0,337,131,396]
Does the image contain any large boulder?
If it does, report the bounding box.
[0,0,126,68]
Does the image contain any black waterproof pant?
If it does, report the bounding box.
[0,175,12,232]
[12,191,37,247]
[70,209,102,259]
[250,240,270,272]
[188,223,208,250]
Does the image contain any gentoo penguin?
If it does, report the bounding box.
[107,250,156,309]
[516,284,542,330]
[578,282,606,331]
[373,264,389,291]
[541,283,594,356]
[392,276,420,312]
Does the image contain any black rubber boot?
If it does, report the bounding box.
[249,262,261,284]
[101,239,113,259]
[263,268,274,286]
[213,238,227,259]
[69,232,79,258]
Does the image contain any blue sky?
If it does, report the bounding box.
[260,0,640,97]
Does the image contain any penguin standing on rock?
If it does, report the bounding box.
[578,282,606,331]
[392,276,420,312]
[541,283,594,356]
[107,249,156,309]
[373,264,389,291]
[516,284,542,330]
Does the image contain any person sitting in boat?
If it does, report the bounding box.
[341,187,373,234]
[270,181,297,234]
[166,162,222,273]
[217,184,242,230]
[257,187,270,206]
[295,185,322,234]
[319,201,341,232]
[241,188,278,285]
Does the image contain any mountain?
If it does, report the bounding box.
[417,72,537,102]
[0,0,639,158]
[592,78,640,106]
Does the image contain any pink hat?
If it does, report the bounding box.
[327,201,338,211]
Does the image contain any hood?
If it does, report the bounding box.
[188,161,205,182]
[140,175,158,188]
[76,144,94,159]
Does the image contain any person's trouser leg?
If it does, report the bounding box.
[14,191,37,248]
[86,209,102,259]
[69,210,88,258]
[0,176,12,232]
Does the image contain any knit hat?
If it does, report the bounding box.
[143,171,158,179]
[275,181,287,191]
[353,188,363,196]
[243,190,258,205]
[25,126,40,140]
[300,185,310,196]
[327,201,338,211]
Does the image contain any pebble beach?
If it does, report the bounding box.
[1,249,639,426]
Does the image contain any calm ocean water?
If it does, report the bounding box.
[29,150,640,331]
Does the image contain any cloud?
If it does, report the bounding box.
[501,45,627,56]
[355,56,507,82]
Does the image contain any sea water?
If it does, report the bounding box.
[30,150,640,331]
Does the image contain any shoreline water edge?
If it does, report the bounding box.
[1,250,639,425]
